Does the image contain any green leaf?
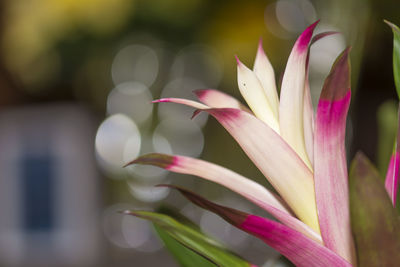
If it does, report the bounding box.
[376,100,398,177]
[154,225,216,267]
[385,20,400,98]
[123,210,252,267]
[153,207,216,267]
[349,152,400,266]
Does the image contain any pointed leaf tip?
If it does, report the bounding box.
[257,38,265,54]
[191,109,202,119]
[311,31,340,46]
[193,89,252,113]
[152,99,165,103]
[279,21,320,169]
[151,97,208,110]
[320,47,352,101]
[235,55,241,65]
[253,38,280,118]
[193,89,207,98]
[167,184,248,226]
[236,57,280,132]
[351,151,372,179]
[385,20,400,99]
[384,19,400,32]
[124,153,175,168]
[296,20,320,51]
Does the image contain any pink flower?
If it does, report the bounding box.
[126,21,400,267]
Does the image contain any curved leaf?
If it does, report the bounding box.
[384,20,400,98]
[313,47,355,264]
[155,225,217,267]
[377,100,398,177]
[165,185,350,267]
[152,98,208,109]
[193,89,251,113]
[303,31,340,166]
[126,153,290,214]
[151,97,319,233]
[127,153,322,242]
[279,21,319,169]
[123,210,254,267]
[236,56,280,133]
[253,39,279,118]
[204,108,319,233]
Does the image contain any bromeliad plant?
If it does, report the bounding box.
[123,21,400,267]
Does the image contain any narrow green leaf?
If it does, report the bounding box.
[164,185,351,267]
[153,207,216,267]
[385,20,400,98]
[349,152,400,266]
[377,100,398,177]
[154,225,216,267]
[123,210,252,267]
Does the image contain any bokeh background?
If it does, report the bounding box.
[0,0,399,266]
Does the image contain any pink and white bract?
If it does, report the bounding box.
[126,21,399,267]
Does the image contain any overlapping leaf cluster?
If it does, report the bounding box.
[122,21,400,267]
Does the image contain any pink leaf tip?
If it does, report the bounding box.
[191,109,203,119]
[151,98,170,103]
[258,38,265,55]
[320,46,352,101]
[124,153,176,169]
[193,89,207,98]
[235,55,242,66]
[297,20,320,52]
